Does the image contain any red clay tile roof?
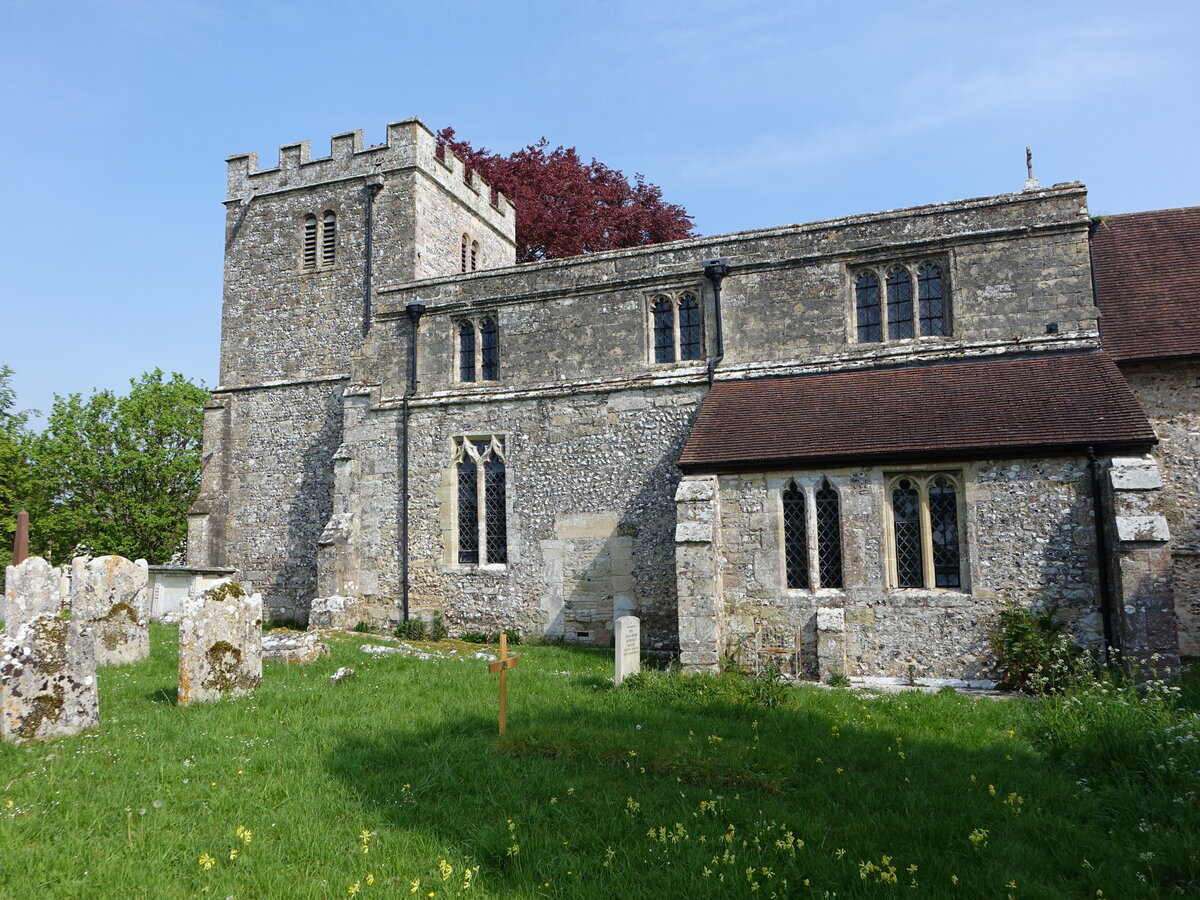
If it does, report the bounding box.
[1092,207,1200,362]
[679,353,1155,472]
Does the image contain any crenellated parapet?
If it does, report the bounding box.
[225,117,515,239]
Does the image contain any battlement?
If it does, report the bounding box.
[225,118,515,236]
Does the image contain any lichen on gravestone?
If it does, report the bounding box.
[178,578,263,705]
[71,556,150,667]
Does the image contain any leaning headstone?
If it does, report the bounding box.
[178,579,263,705]
[72,556,150,667]
[614,615,641,685]
[0,557,99,743]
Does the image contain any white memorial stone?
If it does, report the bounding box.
[614,615,641,685]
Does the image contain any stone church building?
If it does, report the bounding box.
[187,118,1198,682]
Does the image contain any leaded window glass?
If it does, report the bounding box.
[918,264,946,336]
[679,294,702,360]
[856,272,882,342]
[481,318,499,381]
[484,457,507,564]
[783,482,808,589]
[928,475,960,587]
[892,479,923,588]
[322,211,336,265]
[815,479,843,589]
[457,456,479,564]
[458,322,476,382]
[886,267,913,339]
[652,297,674,363]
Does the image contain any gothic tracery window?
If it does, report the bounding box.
[457,318,499,383]
[455,437,507,565]
[649,290,704,363]
[782,477,844,591]
[887,473,964,590]
[855,260,949,342]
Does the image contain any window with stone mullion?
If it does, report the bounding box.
[856,272,882,342]
[891,480,924,588]
[458,322,476,382]
[652,297,675,363]
[484,457,507,564]
[918,264,946,336]
[678,294,702,360]
[481,319,499,381]
[457,457,479,564]
[815,479,843,589]
[928,476,960,587]
[782,483,809,589]
[886,267,913,339]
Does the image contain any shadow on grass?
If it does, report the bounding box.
[323,676,1192,898]
[146,686,179,705]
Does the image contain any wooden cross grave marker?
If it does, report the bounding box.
[487,633,520,734]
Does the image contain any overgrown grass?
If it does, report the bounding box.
[0,626,1196,897]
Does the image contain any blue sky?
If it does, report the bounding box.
[3,0,1198,419]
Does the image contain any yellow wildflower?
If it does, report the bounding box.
[198,853,216,870]
[348,882,360,896]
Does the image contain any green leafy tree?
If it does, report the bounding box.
[27,370,208,564]
[0,365,32,566]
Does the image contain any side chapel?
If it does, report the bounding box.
[187,119,1198,682]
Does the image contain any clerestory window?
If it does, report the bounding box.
[454,436,507,565]
[854,261,948,342]
[457,317,500,383]
[302,211,337,271]
[886,473,964,590]
[649,290,704,364]
[782,477,844,590]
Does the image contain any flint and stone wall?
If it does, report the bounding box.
[1120,362,1200,657]
[317,384,704,648]
[677,458,1106,681]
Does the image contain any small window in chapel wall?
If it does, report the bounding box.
[855,272,882,342]
[459,321,476,382]
[678,294,702,360]
[652,297,674,363]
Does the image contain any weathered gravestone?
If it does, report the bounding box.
[0,557,99,743]
[72,556,150,667]
[178,579,263,705]
[614,615,640,685]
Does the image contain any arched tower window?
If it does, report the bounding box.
[886,267,913,339]
[321,211,336,265]
[678,293,702,360]
[470,240,479,272]
[918,264,947,336]
[652,297,674,363]
[302,215,318,270]
[855,272,882,342]
[782,481,809,589]
[480,318,499,381]
[815,479,843,589]
[459,321,476,382]
[461,235,470,273]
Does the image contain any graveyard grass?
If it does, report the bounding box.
[1,627,1197,898]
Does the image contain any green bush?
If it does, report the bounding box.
[430,614,448,642]
[989,603,1082,693]
[394,618,428,640]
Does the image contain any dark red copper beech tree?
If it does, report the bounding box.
[437,127,696,263]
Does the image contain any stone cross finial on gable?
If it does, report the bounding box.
[1024,146,1041,191]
